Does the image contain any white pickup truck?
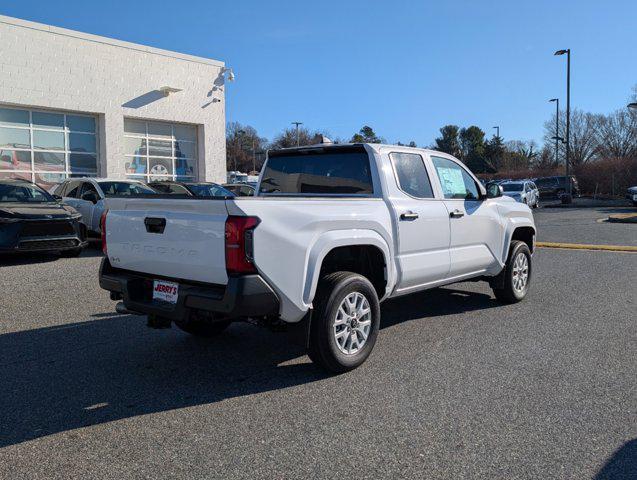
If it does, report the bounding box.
[100,143,536,372]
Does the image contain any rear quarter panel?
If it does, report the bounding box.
[226,197,395,322]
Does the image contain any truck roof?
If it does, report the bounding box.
[268,142,441,156]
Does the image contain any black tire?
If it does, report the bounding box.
[174,316,232,337]
[308,272,380,374]
[493,240,532,304]
[59,247,83,258]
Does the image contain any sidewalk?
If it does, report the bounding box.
[542,197,633,209]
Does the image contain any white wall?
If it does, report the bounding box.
[0,15,227,182]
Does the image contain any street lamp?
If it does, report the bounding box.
[493,126,500,138]
[234,129,246,173]
[549,98,560,166]
[554,49,571,202]
[291,121,303,146]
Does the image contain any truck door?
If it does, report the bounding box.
[430,156,503,278]
[389,152,451,293]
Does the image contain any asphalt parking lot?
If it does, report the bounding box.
[1,208,635,479]
[534,204,637,246]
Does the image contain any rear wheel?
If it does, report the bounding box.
[174,314,232,337]
[493,241,532,303]
[308,272,380,373]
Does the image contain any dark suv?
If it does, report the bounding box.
[534,176,580,198]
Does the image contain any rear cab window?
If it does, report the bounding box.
[259,146,373,195]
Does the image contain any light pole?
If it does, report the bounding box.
[549,98,560,166]
[235,129,246,173]
[292,121,303,146]
[493,126,500,138]
[554,49,571,201]
[252,138,256,173]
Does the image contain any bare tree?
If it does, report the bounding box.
[269,126,326,150]
[226,122,268,173]
[594,109,637,159]
[544,109,598,166]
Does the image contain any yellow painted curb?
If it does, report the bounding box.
[536,241,637,253]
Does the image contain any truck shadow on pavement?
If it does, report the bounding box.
[0,248,103,267]
[593,438,637,480]
[0,287,496,448]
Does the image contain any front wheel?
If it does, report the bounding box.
[492,241,532,303]
[308,272,380,373]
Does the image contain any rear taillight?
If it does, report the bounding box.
[225,216,260,274]
[100,210,108,255]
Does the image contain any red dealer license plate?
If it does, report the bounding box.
[152,280,179,304]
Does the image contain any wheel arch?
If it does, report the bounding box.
[303,230,394,307]
[502,224,536,263]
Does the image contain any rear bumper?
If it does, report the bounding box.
[99,258,279,321]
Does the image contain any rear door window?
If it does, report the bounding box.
[389,152,434,198]
[260,146,373,195]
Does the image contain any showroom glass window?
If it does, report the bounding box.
[124,119,198,182]
[0,106,98,189]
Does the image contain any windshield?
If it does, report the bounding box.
[502,183,524,192]
[0,183,54,203]
[186,184,234,197]
[98,181,156,196]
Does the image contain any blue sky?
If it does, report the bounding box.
[2,0,636,146]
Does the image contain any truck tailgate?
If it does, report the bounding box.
[104,197,229,285]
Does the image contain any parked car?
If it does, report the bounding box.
[52,178,157,238]
[222,183,256,196]
[534,175,580,198]
[626,186,637,207]
[500,180,540,208]
[99,143,536,373]
[0,179,87,256]
[148,181,235,197]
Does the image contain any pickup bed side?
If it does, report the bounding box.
[226,197,395,322]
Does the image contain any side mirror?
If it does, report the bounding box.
[487,184,503,199]
[81,191,99,204]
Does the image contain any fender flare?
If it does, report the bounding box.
[501,218,536,264]
[302,229,394,306]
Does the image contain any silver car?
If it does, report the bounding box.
[52,178,156,238]
[500,180,540,208]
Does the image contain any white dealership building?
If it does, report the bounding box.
[0,15,227,188]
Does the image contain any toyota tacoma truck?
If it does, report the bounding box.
[99,143,536,373]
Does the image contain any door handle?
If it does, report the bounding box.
[450,209,465,218]
[144,217,166,234]
[400,211,419,221]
